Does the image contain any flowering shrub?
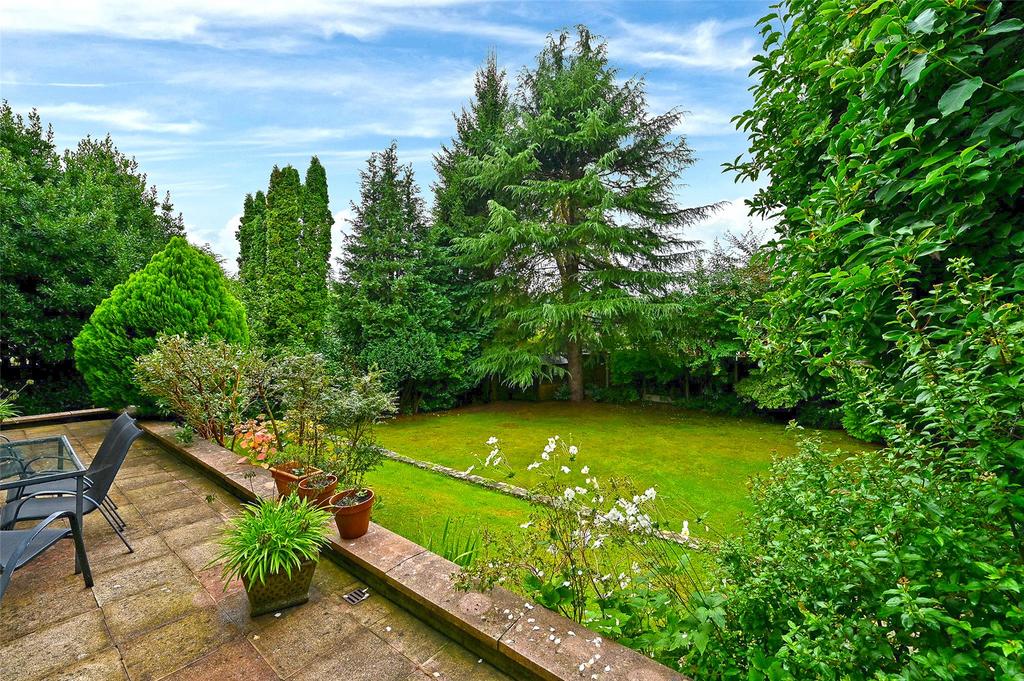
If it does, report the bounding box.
[233,419,278,464]
[458,435,721,666]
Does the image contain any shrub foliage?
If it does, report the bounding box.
[74,237,249,410]
[691,1,1024,678]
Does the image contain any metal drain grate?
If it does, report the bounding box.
[343,587,370,605]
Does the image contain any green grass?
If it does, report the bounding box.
[363,458,530,546]
[375,401,871,535]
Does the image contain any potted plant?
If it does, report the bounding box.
[268,456,321,497]
[327,369,396,539]
[296,471,338,508]
[267,354,336,497]
[212,495,332,616]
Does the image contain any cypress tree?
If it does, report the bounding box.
[301,156,332,344]
[262,165,306,348]
[73,236,248,410]
[460,27,715,401]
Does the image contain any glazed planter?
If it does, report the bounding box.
[296,474,338,508]
[269,462,320,497]
[241,558,317,616]
[330,488,375,540]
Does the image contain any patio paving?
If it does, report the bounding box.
[0,419,512,681]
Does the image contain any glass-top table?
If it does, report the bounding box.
[0,435,86,488]
[0,435,92,581]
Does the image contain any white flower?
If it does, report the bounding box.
[569,446,579,456]
[560,466,570,474]
[643,487,656,500]
[520,521,533,529]
[541,452,550,461]
[527,461,541,471]
[563,488,576,501]
[680,520,690,540]
[580,465,588,474]
[486,436,498,445]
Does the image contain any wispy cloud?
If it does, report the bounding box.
[35,103,203,135]
[611,19,755,72]
[0,0,544,49]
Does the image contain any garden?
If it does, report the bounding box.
[2,1,1023,679]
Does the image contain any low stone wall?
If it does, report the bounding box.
[1,407,117,430]
[139,420,688,681]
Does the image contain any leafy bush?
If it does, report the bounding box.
[459,435,711,666]
[589,385,640,404]
[135,334,269,446]
[173,424,195,446]
[213,495,331,586]
[74,237,249,410]
[697,0,1024,677]
[323,367,398,490]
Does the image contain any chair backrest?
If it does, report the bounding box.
[86,417,143,501]
[89,413,136,471]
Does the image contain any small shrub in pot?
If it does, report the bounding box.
[212,495,331,616]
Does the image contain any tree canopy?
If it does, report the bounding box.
[459,27,716,401]
[1,102,184,411]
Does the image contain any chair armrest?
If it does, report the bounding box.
[3,511,74,571]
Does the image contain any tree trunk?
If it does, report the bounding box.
[567,340,584,402]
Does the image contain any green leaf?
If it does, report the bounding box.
[909,9,936,34]
[1001,68,1024,92]
[901,53,927,86]
[938,77,983,116]
[986,18,1023,35]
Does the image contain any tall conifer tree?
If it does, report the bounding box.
[460,27,715,401]
[236,158,330,350]
[300,156,333,343]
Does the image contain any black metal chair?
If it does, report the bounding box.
[6,413,136,524]
[1,416,143,552]
[0,510,92,601]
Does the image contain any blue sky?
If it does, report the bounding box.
[1,0,773,272]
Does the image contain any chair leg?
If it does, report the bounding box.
[70,516,93,588]
[98,505,133,553]
[101,498,126,529]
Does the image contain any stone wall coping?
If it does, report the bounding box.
[139,420,689,681]
[1,407,117,430]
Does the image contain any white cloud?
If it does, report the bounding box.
[672,107,739,137]
[610,19,755,72]
[0,1,544,48]
[34,103,202,135]
[689,197,777,249]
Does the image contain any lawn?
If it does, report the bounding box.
[364,458,531,549]
[375,401,871,535]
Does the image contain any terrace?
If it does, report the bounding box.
[0,415,684,681]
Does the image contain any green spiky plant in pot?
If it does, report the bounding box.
[213,494,331,616]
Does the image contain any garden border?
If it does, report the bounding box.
[139,420,688,681]
[382,449,695,548]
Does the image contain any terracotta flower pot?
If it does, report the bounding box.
[296,474,338,508]
[268,462,320,497]
[241,558,317,616]
[330,488,375,540]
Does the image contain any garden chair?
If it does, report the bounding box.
[0,510,92,601]
[1,416,143,552]
[6,413,137,527]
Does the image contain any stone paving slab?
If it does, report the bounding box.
[1,420,512,681]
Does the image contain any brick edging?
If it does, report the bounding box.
[139,420,689,681]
